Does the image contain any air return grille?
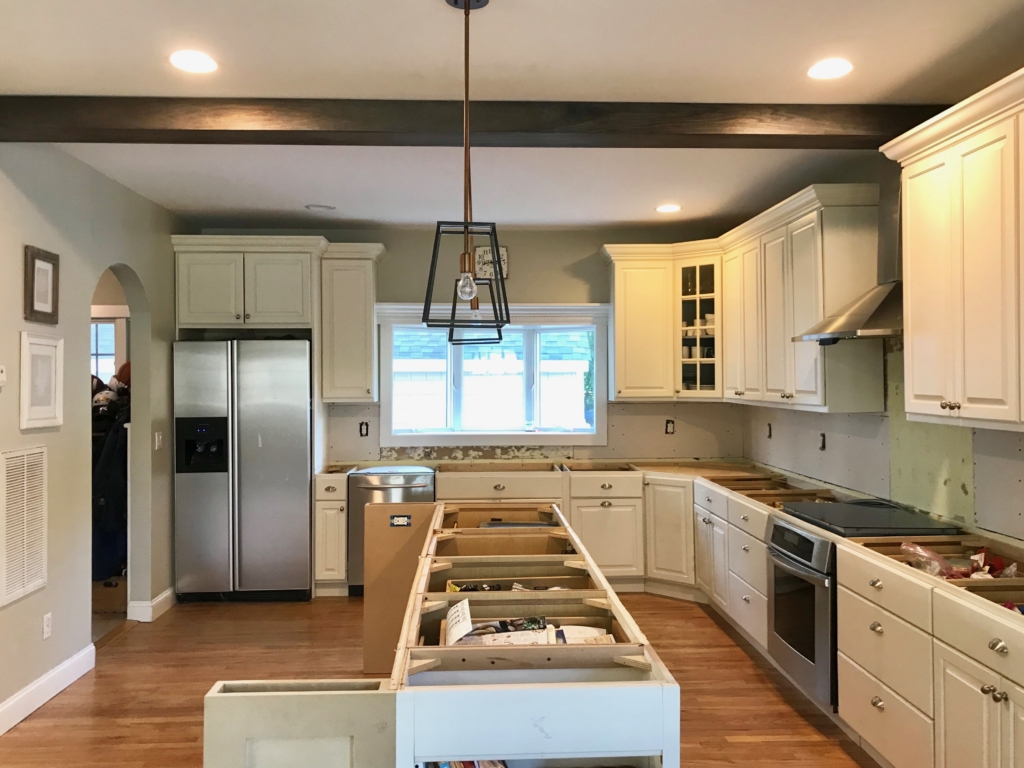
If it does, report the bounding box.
[2,447,47,606]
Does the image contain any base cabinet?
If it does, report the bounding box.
[315,501,347,582]
[694,506,712,593]
[694,506,729,611]
[645,477,694,585]
[571,499,644,578]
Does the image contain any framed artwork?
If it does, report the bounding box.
[24,246,60,325]
[474,245,509,280]
[20,332,64,430]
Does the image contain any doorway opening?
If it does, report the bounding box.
[90,268,132,645]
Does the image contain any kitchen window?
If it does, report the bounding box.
[379,305,608,447]
[90,321,117,381]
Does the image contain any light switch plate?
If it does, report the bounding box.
[42,612,52,640]
[154,431,163,451]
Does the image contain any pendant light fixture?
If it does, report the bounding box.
[421,0,511,345]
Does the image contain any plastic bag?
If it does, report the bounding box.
[999,562,1019,579]
[900,542,972,579]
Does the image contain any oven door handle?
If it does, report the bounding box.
[768,547,831,589]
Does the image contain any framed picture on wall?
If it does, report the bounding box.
[24,246,60,325]
[20,332,64,430]
[474,244,509,280]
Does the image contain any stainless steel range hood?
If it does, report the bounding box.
[794,160,903,345]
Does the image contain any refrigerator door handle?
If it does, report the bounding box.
[229,340,240,591]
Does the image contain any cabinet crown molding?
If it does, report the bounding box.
[171,235,329,257]
[323,242,386,261]
[882,65,1024,164]
[603,184,879,259]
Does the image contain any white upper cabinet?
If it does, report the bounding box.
[321,247,382,403]
[740,241,764,401]
[722,248,745,398]
[787,213,825,406]
[243,253,312,326]
[173,236,326,329]
[883,67,1024,432]
[177,251,245,326]
[606,254,676,400]
[761,226,791,403]
[674,250,722,399]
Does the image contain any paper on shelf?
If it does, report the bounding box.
[445,599,473,646]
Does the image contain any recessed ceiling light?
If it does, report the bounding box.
[170,50,218,74]
[304,203,336,212]
[656,204,681,214]
[808,58,853,80]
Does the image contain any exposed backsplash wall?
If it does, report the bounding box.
[743,349,977,524]
[327,401,745,463]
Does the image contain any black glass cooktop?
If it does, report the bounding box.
[782,500,961,538]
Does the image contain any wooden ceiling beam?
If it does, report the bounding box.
[0,96,946,149]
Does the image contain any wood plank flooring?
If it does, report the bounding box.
[0,594,878,767]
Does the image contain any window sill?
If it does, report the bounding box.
[380,429,607,448]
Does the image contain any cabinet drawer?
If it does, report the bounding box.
[727,526,767,595]
[727,495,769,540]
[934,588,1024,688]
[570,473,643,499]
[837,586,933,715]
[315,474,348,501]
[837,652,934,768]
[727,572,767,648]
[837,545,933,631]
[694,480,729,518]
[436,472,564,501]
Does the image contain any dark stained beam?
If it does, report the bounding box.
[0,97,946,149]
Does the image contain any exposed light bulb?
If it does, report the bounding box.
[170,50,218,74]
[457,272,478,301]
[808,58,853,80]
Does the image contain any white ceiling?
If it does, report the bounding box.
[3,1,1024,103]
[59,144,881,227]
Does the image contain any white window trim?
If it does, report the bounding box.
[378,303,609,447]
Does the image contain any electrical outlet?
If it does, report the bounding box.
[665,419,675,435]
[154,431,163,451]
[359,421,370,437]
[42,612,52,640]
[767,423,773,440]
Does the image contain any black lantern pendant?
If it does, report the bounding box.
[421,0,510,345]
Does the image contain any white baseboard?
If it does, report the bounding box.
[127,587,175,623]
[644,580,708,603]
[314,583,349,597]
[0,644,95,737]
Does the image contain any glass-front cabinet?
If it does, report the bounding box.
[675,253,722,399]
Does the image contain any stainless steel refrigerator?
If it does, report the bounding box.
[173,340,312,599]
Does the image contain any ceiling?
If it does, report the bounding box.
[3,1,1024,104]
[59,144,881,228]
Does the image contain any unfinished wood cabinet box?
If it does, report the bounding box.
[204,501,680,767]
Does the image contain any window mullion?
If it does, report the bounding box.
[524,329,537,429]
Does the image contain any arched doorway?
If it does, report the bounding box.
[89,264,152,644]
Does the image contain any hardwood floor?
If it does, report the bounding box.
[0,594,878,767]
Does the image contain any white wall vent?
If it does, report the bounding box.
[1,447,47,607]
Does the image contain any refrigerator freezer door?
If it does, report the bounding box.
[173,342,233,594]
[235,341,312,591]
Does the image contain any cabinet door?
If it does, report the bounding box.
[645,479,694,585]
[612,260,675,399]
[722,249,745,398]
[322,259,377,401]
[934,640,1000,768]
[787,212,825,406]
[904,153,957,417]
[314,501,347,581]
[177,252,245,326]
[710,513,730,611]
[952,119,1019,423]
[761,227,790,404]
[694,506,712,593]
[572,500,644,578]
[741,241,764,400]
[243,252,312,326]
[1002,678,1024,768]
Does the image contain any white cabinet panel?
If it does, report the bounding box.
[741,241,764,400]
[722,248,744,398]
[953,119,1019,423]
[726,526,767,596]
[934,639,1000,768]
[727,572,768,648]
[761,227,790,403]
[1003,678,1024,768]
[710,512,729,611]
[644,477,694,585]
[571,499,644,578]
[177,252,245,326]
[315,501,347,582]
[694,505,711,594]
[243,252,312,325]
[322,259,377,402]
[787,212,824,406]
[903,154,957,417]
[611,260,675,399]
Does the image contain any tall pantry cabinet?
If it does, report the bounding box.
[883,69,1024,431]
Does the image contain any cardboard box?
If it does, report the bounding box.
[92,578,127,614]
